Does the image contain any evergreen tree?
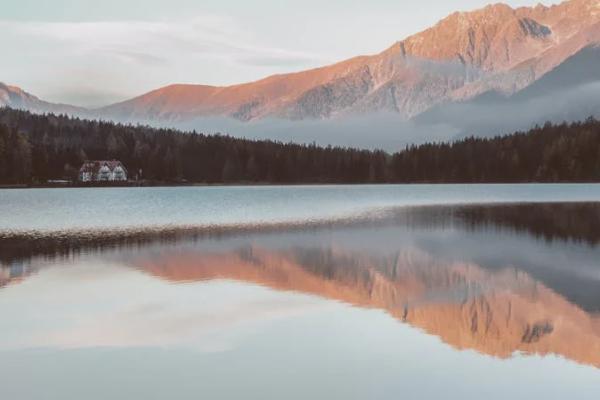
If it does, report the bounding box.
[11,130,32,183]
[222,156,240,183]
[0,125,8,181]
[1,107,600,185]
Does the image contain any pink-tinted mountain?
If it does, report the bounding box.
[2,0,600,147]
[97,0,600,125]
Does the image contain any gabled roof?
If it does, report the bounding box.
[80,160,127,174]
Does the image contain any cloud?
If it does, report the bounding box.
[0,262,333,352]
[0,17,323,69]
[0,17,326,106]
[110,50,169,66]
[415,81,600,139]
[32,295,327,351]
[174,113,461,152]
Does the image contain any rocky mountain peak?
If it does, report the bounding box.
[397,2,558,71]
[4,0,600,128]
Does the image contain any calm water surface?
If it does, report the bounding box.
[1,185,600,399]
[2,184,600,233]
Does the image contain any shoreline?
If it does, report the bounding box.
[3,181,600,190]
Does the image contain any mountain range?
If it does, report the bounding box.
[2,0,600,148]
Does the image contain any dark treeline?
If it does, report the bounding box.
[1,107,599,185]
[0,108,386,184]
[454,203,600,245]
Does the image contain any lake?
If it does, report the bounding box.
[1,185,600,399]
[3,184,600,234]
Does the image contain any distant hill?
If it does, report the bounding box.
[0,83,86,116]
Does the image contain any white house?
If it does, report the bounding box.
[79,160,128,182]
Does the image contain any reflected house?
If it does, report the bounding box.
[79,160,128,182]
[0,264,9,285]
[0,260,34,288]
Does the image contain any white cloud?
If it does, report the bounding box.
[0,17,326,106]
[0,262,334,352]
[1,17,323,69]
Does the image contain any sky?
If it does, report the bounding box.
[1,0,561,107]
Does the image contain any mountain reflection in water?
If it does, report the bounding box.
[1,202,600,370]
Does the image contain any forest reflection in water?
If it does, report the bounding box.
[1,202,600,372]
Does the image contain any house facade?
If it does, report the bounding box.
[79,160,128,182]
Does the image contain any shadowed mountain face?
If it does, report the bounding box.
[416,45,600,137]
[3,202,600,368]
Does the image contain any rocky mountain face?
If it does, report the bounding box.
[0,82,84,115]
[97,0,600,123]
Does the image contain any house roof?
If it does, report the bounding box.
[80,160,127,174]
